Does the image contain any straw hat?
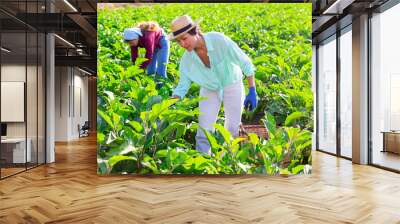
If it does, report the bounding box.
[167,15,202,40]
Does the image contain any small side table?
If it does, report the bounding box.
[381,131,400,154]
[1,138,32,163]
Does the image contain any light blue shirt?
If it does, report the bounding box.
[172,32,255,99]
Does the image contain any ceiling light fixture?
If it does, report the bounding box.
[1,47,11,53]
[322,0,354,15]
[78,67,92,76]
[76,48,86,55]
[63,0,78,12]
[54,34,75,48]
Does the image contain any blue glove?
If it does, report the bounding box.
[244,87,257,111]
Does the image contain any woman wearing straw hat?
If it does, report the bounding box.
[123,21,170,79]
[169,15,258,154]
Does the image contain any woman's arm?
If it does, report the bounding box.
[131,46,138,64]
[172,61,192,99]
[222,34,258,110]
[247,75,255,88]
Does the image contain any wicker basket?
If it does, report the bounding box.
[239,124,269,140]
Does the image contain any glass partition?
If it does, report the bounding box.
[38,32,45,165]
[339,27,352,158]
[0,27,28,178]
[317,35,337,154]
[371,3,400,171]
[0,0,46,179]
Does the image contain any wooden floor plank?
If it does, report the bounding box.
[0,135,399,223]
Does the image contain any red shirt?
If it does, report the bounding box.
[130,29,163,69]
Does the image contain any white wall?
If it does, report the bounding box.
[55,66,89,141]
[1,65,26,139]
[73,73,89,138]
[1,65,31,138]
[1,64,26,81]
[55,66,69,141]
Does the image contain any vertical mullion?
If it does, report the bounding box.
[60,67,61,117]
[44,0,47,164]
[44,31,47,164]
[336,29,341,157]
[316,44,319,151]
[36,0,39,167]
[0,18,2,179]
[367,10,372,165]
[73,68,75,118]
[25,0,28,171]
[69,69,71,118]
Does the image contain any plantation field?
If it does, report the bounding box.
[97,3,313,175]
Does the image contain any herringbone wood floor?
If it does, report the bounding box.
[1,135,400,224]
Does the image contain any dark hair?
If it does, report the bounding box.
[187,27,198,36]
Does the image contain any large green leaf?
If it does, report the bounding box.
[155,149,168,158]
[236,148,250,162]
[108,155,136,168]
[232,137,246,146]
[175,123,186,139]
[291,164,304,175]
[128,120,144,132]
[159,122,179,139]
[193,156,210,170]
[284,111,305,126]
[247,133,259,146]
[201,128,220,150]
[214,124,232,145]
[141,155,159,174]
[98,109,114,129]
[262,112,277,136]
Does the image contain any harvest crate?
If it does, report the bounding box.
[239,124,269,140]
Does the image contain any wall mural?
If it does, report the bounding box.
[97,3,313,175]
